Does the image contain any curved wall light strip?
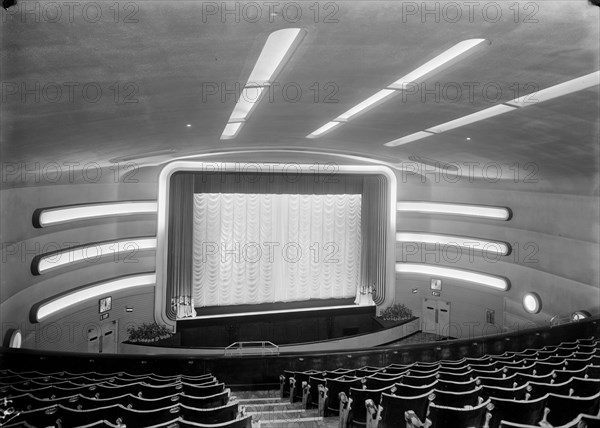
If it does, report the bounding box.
[31,238,157,275]
[397,201,511,220]
[395,263,509,291]
[30,273,156,323]
[396,232,510,256]
[33,201,157,228]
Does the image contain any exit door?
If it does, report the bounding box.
[422,299,450,338]
[87,321,118,354]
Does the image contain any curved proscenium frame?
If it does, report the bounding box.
[155,161,397,330]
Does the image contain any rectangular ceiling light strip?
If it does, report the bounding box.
[385,70,600,146]
[307,39,488,138]
[35,202,158,227]
[396,232,509,255]
[35,238,157,274]
[385,131,434,147]
[220,28,305,140]
[33,273,156,322]
[388,39,489,90]
[506,71,599,108]
[426,104,517,134]
[395,263,509,291]
[306,121,343,139]
[397,201,511,220]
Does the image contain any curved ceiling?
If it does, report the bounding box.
[1,1,599,189]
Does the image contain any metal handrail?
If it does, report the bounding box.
[224,341,280,356]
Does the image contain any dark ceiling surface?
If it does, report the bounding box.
[1,1,598,190]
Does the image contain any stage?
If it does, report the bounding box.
[120,303,420,355]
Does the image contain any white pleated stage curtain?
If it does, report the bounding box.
[192,193,362,307]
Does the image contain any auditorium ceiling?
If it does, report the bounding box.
[1,1,599,187]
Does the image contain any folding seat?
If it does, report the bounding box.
[589,365,600,379]
[514,372,553,388]
[407,364,439,375]
[362,374,403,390]
[578,413,600,428]
[465,356,492,367]
[392,381,437,397]
[577,338,597,346]
[52,384,103,399]
[472,368,506,379]
[376,391,433,428]
[480,383,531,401]
[279,370,294,398]
[573,350,596,360]
[177,414,253,428]
[564,356,595,371]
[328,368,356,377]
[554,347,578,357]
[126,393,181,410]
[488,395,548,428]
[307,375,327,408]
[180,373,214,383]
[384,363,411,372]
[141,382,185,399]
[381,365,409,375]
[439,359,467,369]
[4,385,54,399]
[347,386,394,427]
[93,382,143,399]
[502,363,536,377]
[179,391,230,409]
[54,403,125,427]
[66,394,128,410]
[571,377,600,397]
[436,378,478,392]
[6,393,79,412]
[426,399,493,428]
[180,402,238,424]
[527,379,573,399]
[437,365,470,374]
[355,368,382,378]
[180,383,224,399]
[325,377,363,416]
[554,367,589,383]
[477,374,518,389]
[290,370,321,404]
[431,387,483,408]
[543,391,600,426]
[469,361,502,372]
[0,404,61,427]
[401,372,438,387]
[533,360,566,375]
[437,369,474,383]
[110,404,182,427]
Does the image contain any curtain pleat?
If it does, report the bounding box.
[192,193,362,307]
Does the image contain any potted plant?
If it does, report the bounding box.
[127,323,173,344]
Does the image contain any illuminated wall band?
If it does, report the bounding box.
[33,201,158,228]
[31,273,156,323]
[397,201,511,220]
[395,263,509,291]
[396,232,510,256]
[31,238,157,275]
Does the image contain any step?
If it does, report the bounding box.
[255,416,326,428]
[242,402,304,413]
[246,407,320,421]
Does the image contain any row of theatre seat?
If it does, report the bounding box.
[280,337,600,428]
[0,371,252,428]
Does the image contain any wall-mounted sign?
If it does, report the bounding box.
[431,279,442,291]
[432,291,441,297]
[99,296,112,313]
[100,313,109,321]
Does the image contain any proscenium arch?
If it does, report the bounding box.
[154,157,397,330]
